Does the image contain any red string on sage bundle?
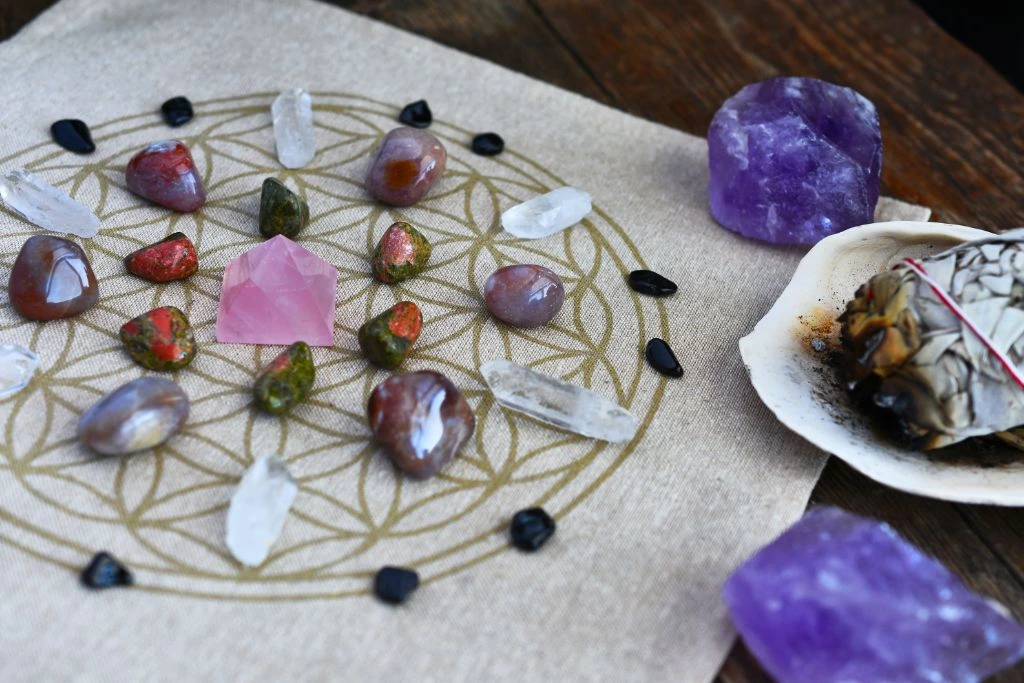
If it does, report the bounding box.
[901,257,1024,390]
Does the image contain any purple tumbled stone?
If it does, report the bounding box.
[484,264,565,328]
[366,127,446,206]
[723,507,1024,683]
[708,77,882,245]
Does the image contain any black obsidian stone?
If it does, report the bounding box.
[80,551,133,590]
[628,269,677,296]
[161,97,194,127]
[510,507,556,552]
[398,100,432,128]
[471,132,504,156]
[645,338,684,378]
[374,566,420,604]
[50,119,95,154]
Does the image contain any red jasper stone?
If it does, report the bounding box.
[124,232,199,282]
[125,140,206,212]
[8,235,99,321]
[367,371,475,479]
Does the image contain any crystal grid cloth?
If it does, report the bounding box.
[0,0,931,680]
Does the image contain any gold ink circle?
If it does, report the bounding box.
[0,93,670,600]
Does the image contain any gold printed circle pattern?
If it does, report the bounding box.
[0,93,669,600]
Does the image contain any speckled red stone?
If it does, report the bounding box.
[367,371,475,479]
[366,128,446,206]
[8,235,99,321]
[125,140,205,212]
[124,232,198,282]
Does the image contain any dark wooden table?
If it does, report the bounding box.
[4,1,1024,680]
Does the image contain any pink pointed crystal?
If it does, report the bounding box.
[216,236,338,346]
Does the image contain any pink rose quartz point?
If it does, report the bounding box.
[215,235,338,346]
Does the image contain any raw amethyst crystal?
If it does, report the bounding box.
[723,507,1024,683]
[708,77,882,245]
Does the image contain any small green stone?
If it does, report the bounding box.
[258,178,310,239]
[358,302,422,370]
[372,222,432,283]
[253,342,315,415]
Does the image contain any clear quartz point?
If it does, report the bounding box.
[271,89,316,169]
[0,169,100,238]
[226,455,298,567]
[0,344,40,399]
[500,186,592,239]
[481,359,639,442]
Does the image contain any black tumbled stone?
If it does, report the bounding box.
[510,507,556,552]
[645,338,684,378]
[161,97,194,127]
[374,566,420,604]
[628,269,677,296]
[81,551,133,590]
[50,119,95,154]
[398,100,432,128]
[471,132,504,156]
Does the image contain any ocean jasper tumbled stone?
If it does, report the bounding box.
[77,377,189,456]
[708,77,882,245]
[484,264,565,328]
[126,140,205,212]
[366,127,446,206]
[9,235,99,321]
[367,371,475,479]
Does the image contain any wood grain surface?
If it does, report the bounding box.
[3,1,1023,681]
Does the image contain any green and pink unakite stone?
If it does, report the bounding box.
[253,342,316,415]
[119,306,197,371]
[371,222,432,284]
[358,301,423,370]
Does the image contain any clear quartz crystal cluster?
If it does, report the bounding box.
[0,344,40,399]
[501,187,592,239]
[481,360,638,442]
[708,77,882,245]
[226,456,298,567]
[723,507,1024,683]
[0,168,100,238]
[271,89,316,169]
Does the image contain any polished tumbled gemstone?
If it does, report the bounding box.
[77,377,189,456]
[471,132,504,156]
[50,119,95,154]
[366,127,447,206]
[708,77,882,245]
[259,178,309,239]
[501,187,592,239]
[0,169,100,238]
[216,235,338,346]
[723,507,1024,683]
[627,269,677,296]
[484,264,565,328]
[253,342,315,415]
[398,100,432,128]
[481,360,639,442]
[359,301,422,370]
[374,566,420,604]
[8,235,99,321]
[80,551,133,589]
[124,232,198,282]
[272,89,316,169]
[510,508,556,552]
[645,338,683,378]
[119,306,196,371]
[0,344,40,400]
[371,222,432,283]
[368,371,475,479]
[125,140,205,212]
[226,455,297,567]
[160,96,194,127]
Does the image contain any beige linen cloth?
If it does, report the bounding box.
[0,0,930,680]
